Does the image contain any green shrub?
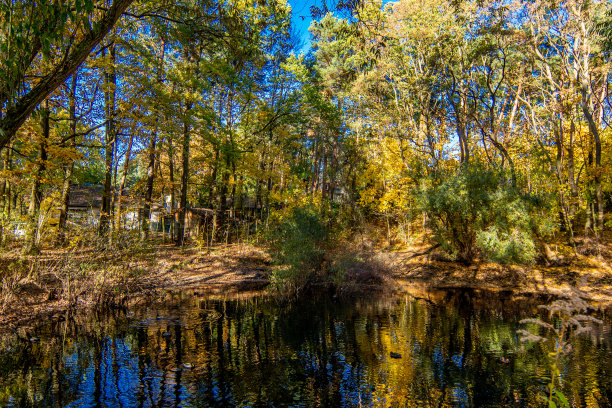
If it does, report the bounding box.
[420,163,549,265]
[475,227,536,265]
[266,203,329,294]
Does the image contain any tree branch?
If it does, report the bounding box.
[0,0,134,151]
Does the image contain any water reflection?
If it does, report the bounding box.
[0,289,610,407]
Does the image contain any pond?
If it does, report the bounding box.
[0,288,610,407]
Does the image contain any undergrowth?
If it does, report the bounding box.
[265,201,394,298]
[0,228,156,313]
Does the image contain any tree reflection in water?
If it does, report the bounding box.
[0,289,610,407]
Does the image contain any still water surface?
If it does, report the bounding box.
[1,289,610,407]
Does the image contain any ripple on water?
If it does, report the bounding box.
[0,290,610,407]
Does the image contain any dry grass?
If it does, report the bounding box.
[2,224,611,332]
[325,238,397,297]
[0,231,271,332]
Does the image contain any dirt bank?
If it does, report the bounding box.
[0,243,271,333]
[1,238,611,333]
[379,242,612,308]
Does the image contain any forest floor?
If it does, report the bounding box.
[0,242,271,333]
[326,228,612,310]
[371,224,610,307]
[1,232,611,333]
[384,241,612,308]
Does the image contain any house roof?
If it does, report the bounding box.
[68,184,138,209]
[225,197,261,209]
[68,185,104,208]
[186,207,217,216]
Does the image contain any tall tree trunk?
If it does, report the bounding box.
[554,118,567,231]
[115,132,134,232]
[322,141,328,199]
[451,72,469,164]
[141,38,165,240]
[230,160,237,236]
[573,10,605,232]
[218,151,230,242]
[219,87,235,242]
[110,124,119,232]
[141,130,156,239]
[329,130,339,202]
[456,122,469,164]
[0,151,5,213]
[0,143,13,246]
[23,100,49,254]
[567,118,578,221]
[311,137,319,196]
[207,146,219,208]
[55,73,78,246]
[99,41,116,237]
[177,103,192,245]
[168,136,175,240]
[255,146,266,218]
[581,85,603,232]
[584,140,594,234]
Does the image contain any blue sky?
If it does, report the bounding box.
[287,0,394,54]
[288,0,317,54]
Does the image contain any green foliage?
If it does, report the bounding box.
[72,159,105,185]
[475,227,536,265]
[420,164,549,264]
[597,9,612,52]
[328,251,362,286]
[266,202,329,294]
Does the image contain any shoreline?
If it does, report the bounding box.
[1,241,611,333]
[385,250,612,308]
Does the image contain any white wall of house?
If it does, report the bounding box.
[67,208,100,227]
[122,210,140,230]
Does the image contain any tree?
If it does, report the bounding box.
[0,0,134,150]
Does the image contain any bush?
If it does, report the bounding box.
[476,227,536,265]
[266,203,329,294]
[420,164,548,265]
